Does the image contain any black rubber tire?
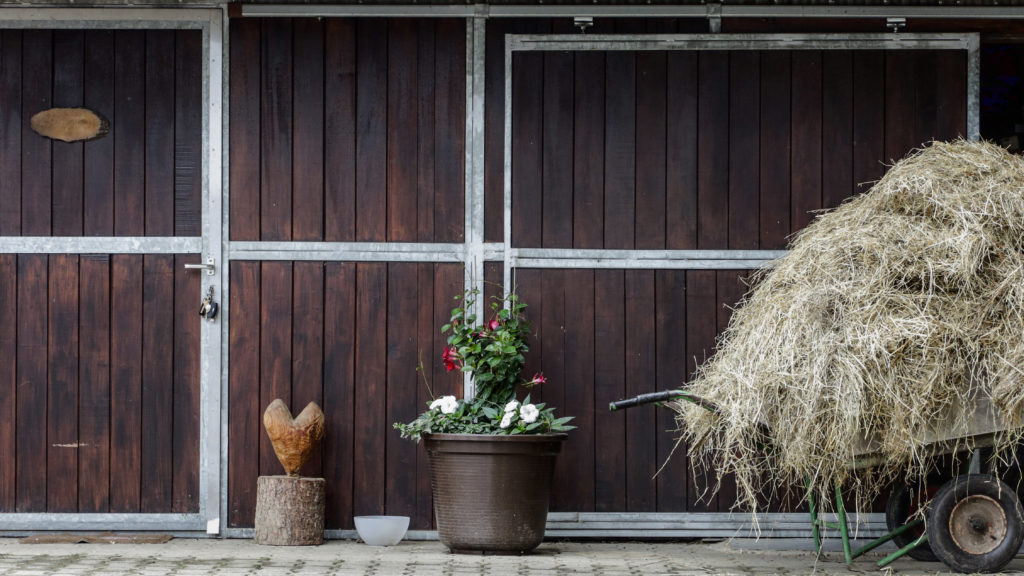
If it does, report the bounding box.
[885,483,939,561]
[926,474,1024,573]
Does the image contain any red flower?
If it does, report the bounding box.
[530,373,547,386]
[488,319,501,331]
[442,346,458,372]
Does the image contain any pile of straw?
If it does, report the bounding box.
[676,140,1024,513]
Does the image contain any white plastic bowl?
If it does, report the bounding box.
[354,515,410,546]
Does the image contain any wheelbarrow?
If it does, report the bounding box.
[610,389,1024,573]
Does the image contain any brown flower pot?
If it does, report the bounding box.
[424,433,567,554]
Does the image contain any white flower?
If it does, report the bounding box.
[430,395,458,414]
[504,400,519,413]
[519,403,539,424]
[499,412,514,429]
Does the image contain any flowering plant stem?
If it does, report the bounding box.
[394,289,574,442]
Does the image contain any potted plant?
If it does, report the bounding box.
[395,290,574,554]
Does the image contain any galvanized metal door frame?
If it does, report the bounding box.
[498,32,980,538]
[0,7,224,535]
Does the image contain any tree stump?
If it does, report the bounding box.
[254,476,325,546]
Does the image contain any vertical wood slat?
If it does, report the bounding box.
[624,271,656,512]
[936,51,967,139]
[0,255,15,510]
[228,261,260,527]
[433,20,466,244]
[635,51,667,250]
[416,23,437,243]
[728,51,759,250]
[173,255,200,512]
[259,262,293,477]
[603,52,636,250]
[542,52,573,249]
[885,51,917,164]
[573,52,605,250]
[655,270,687,511]
[145,31,175,238]
[52,31,84,237]
[16,255,47,512]
[791,51,823,232]
[853,51,886,195]
[914,51,939,145]
[483,19,510,244]
[822,52,854,210]
[563,269,595,512]
[78,255,111,513]
[21,31,52,237]
[511,52,544,249]
[356,22,388,243]
[759,52,792,250]
[385,264,419,518]
[324,20,356,243]
[0,31,21,236]
[110,255,142,512]
[260,20,293,242]
[293,20,325,242]
[229,20,261,242]
[114,31,145,237]
[414,264,436,528]
[47,255,79,512]
[541,270,568,509]
[666,51,698,251]
[83,30,115,237]
[388,21,419,243]
[354,263,387,516]
[593,270,625,512]
[141,255,174,512]
[323,262,355,528]
[697,51,728,250]
[292,262,325,478]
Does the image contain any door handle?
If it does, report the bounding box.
[184,257,216,276]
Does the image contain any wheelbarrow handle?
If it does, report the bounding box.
[609,390,686,411]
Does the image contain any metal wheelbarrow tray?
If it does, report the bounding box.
[610,389,1024,574]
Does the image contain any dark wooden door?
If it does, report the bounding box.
[501,40,967,515]
[0,29,204,516]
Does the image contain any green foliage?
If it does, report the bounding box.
[394,289,574,443]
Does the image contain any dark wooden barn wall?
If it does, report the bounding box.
[227,262,464,529]
[505,47,966,249]
[0,29,202,238]
[227,18,469,531]
[228,16,970,527]
[229,18,466,243]
[0,254,201,513]
[0,29,204,515]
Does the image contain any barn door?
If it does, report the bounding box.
[501,32,977,537]
[0,10,222,533]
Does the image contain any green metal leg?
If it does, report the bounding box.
[878,531,928,567]
[835,485,853,565]
[807,478,822,555]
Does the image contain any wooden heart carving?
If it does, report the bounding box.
[263,399,325,477]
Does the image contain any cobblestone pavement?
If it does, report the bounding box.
[0,538,1021,575]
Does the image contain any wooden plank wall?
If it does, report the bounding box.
[227,262,464,530]
[227,19,468,531]
[229,18,466,243]
[0,29,202,238]
[497,31,967,513]
[0,254,200,513]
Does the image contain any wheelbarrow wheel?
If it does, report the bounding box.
[885,483,938,561]
[926,474,1024,573]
